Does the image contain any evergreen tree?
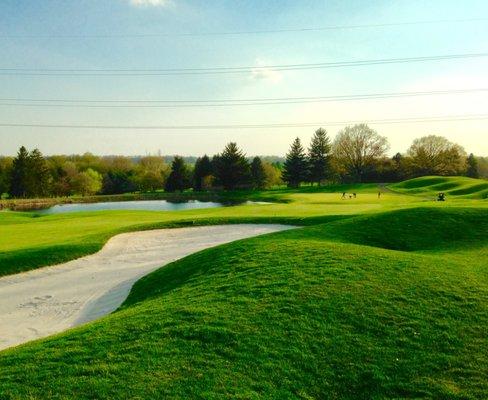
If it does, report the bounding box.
[10,146,31,198]
[282,138,308,188]
[165,156,191,192]
[214,143,251,190]
[251,157,266,189]
[466,153,479,178]
[308,128,331,185]
[29,148,51,197]
[193,155,213,191]
[102,171,137,194]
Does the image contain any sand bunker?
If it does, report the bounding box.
[0,224,293,351]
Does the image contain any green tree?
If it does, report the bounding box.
[282,138,309,188]
[262,161,283,188]
[133,156,169,192]
[193,155,213,191]
[214,143,251,190]
[29,148,52,197]
[466,153,479,178]
[102,171,137,194]
[478,156,488,178]
[308,128,332,185]
[407,135,466,176]
[165,156,191,192]
[10,146,31,198]
[0,157,13,196]
[332,124,389,182]
[251,157,266,189]
[72,168,103,196]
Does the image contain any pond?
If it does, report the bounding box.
[32,200,267,215]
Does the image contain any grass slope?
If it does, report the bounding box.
[390,176,488,199]
[0,185,421,277]
[0,207,487,399]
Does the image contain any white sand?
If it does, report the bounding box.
[0,224,293,351]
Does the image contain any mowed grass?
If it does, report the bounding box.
[390,176,488,199]
[0,207,487,399]
[0,184,422,276]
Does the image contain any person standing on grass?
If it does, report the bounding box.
[378,191,381,198]
[342,192,346,199]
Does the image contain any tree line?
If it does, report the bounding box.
[0,123,485,198]
[0,143,282,198]
[282,124,482,186]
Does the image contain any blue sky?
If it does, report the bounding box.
[1,0,488,156]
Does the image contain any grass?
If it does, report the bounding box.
[0,179,487,398]
[0,206,487,399]
[0,184,420,276]
[390,176,488,199]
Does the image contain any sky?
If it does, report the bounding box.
[0,0,488,156]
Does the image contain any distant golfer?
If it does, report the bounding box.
[342,192,346,199]
[378,191,381,198]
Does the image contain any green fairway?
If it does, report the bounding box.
[0,184,421,277]
[0,179,487,399]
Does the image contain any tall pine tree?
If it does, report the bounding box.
[308,128,331,185]
[10,146,31,198]
[251,156,266,189]
[165,156,191,192]
[29,148,51,197]
[282,138,308,188]
[214,143,251,190]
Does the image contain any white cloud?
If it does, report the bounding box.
[129,0,173,7]
[250,59,284,84]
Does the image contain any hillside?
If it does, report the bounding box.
[389,176,488,199]
[0,206,486,399]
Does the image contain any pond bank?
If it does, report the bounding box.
[0,190,282,211]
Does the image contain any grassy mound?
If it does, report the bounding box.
[0,207,487,399]
[310,207,488,252]
[390,176,488,199]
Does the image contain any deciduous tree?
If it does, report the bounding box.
[193,155,213,191]
[262,161,283,188]
[72,168,103,196]
[407,135,466,176]
[466,153,479,178]
[0,157,12,196]
[332,124,389,182]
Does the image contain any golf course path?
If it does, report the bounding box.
[0,224,293,351]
